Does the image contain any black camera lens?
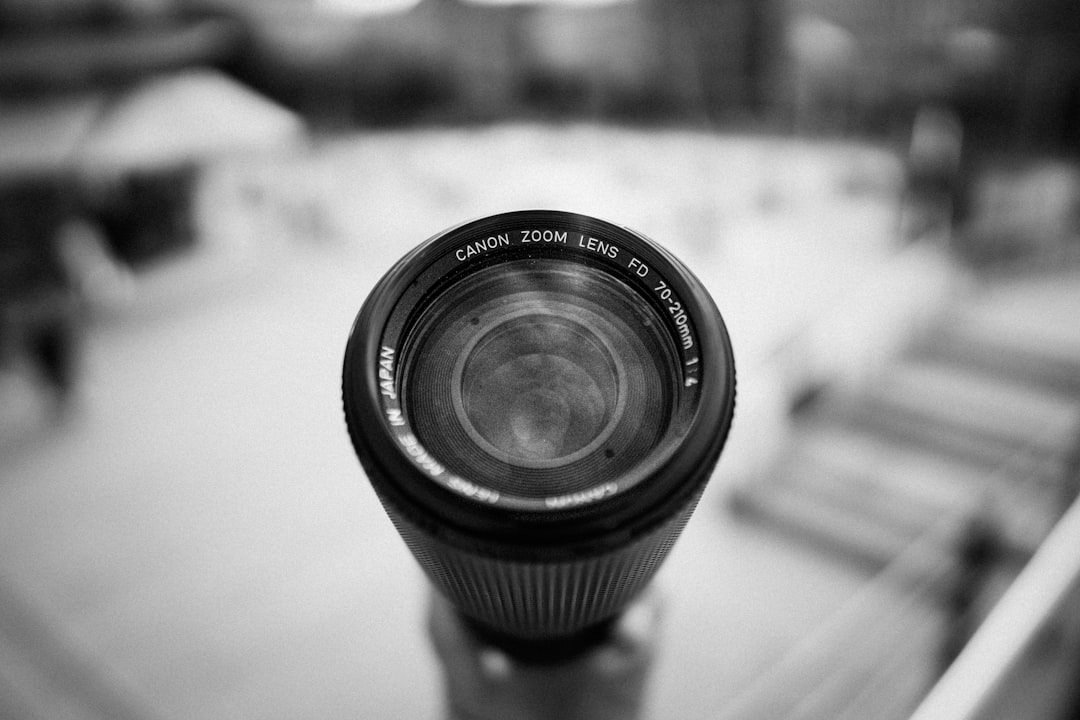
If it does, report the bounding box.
[343,211,735,649]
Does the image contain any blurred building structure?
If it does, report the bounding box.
[146,0,1078,155]
[210,0,775,126]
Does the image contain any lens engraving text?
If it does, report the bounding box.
[378,346,397,399]
[455,234,511,261]
[399,433,445,477]
[545,482,618,509]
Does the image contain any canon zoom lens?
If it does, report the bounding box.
[343,211,735,654]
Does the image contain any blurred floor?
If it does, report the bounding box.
[0,126,1076,720]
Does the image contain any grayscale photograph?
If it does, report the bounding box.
[1,0,1079,718]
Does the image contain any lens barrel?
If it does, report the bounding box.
[343,211,735,650]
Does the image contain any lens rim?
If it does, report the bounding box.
[343,210,735,557]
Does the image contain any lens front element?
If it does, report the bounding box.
[404,261,677,500]
[456,307,623,466]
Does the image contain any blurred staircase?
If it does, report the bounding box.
[726,271,1080,720]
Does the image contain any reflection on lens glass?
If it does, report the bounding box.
[456,311,624,467]
[403,259,679,500]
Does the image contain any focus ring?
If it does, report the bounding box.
[374,481,703,639]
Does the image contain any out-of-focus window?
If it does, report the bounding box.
[315,0,422,15]
[463,0,632,5]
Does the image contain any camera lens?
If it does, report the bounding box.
[343,211,735,648]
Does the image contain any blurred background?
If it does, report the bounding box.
[1,0,1079,718]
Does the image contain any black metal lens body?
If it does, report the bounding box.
[343,211,735,648]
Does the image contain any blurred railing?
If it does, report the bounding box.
[909,491,1080,720]
[719,441,1080,720]
[721,280,1080,720]
[714,511,967,720]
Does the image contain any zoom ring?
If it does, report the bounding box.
[378,491,701,639]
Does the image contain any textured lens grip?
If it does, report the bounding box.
[372,482,702,640]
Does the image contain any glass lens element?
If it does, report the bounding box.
[402,259,678,500]
[456,307,625,467]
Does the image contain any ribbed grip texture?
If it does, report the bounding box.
[379,493,701,640]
